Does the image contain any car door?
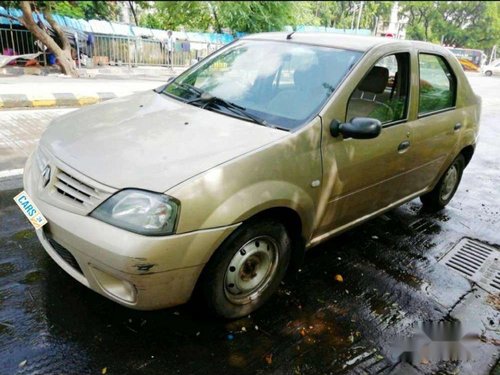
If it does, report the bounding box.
[404,52,462,192]
[313,51,414,239]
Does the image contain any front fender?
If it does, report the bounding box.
[168,117,323,241]
[201,180,315,239]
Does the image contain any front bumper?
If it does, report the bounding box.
[24,153,239,310]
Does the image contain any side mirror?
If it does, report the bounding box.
[330,117,382,139]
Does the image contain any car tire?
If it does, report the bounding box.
[200,218,291,319]
[420,154,465,211]
[485,70,493,76]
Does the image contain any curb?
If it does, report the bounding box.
[0,173,23,192]
[0,66,185,78]
[0,92,118,109]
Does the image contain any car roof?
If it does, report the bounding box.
[242,32,444,53]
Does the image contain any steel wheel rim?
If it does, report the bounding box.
[441,165,458,201]
[224,236,279,305]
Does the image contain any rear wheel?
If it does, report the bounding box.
[420,154,465,211]
[485,70,493,76]
[200,218,291,319]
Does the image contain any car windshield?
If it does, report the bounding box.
[162,40,362,130]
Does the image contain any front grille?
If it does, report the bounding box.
[34,148,113,213]
[54,170,103,209]
[47,237,83,274]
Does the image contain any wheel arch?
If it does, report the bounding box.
[460,144,475,167]
[245,206,306,273]
[191,205,306,302]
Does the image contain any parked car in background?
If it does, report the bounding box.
[22,33,481,319]
[482,60,500,76]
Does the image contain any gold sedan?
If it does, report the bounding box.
[23,32,480,318]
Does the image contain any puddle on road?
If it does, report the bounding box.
[20,270,44,284]
[12,229,35,241]
[0,261,16,278]
[368,293,401,317]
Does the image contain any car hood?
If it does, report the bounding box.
[40,90,286,192]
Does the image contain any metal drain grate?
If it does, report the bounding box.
[440,238,499,294]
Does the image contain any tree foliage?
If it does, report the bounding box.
[400,1,500,50]
[311,1,392,30]
[1,0,119,20]
[140,1,212,31]
[209,1,306,33]
[48,1,119,21]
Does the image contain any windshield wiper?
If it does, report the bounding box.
[187,94,270,127]
[171,81,204,96]
[167,82,279,129]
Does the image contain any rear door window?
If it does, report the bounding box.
[346,52,410,124]
[418,54,457,115]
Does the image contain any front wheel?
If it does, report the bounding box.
[485,70,493,77]
[200,218,291,319]
[420,154,465,211]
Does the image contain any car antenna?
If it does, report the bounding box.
[286,31,295,40]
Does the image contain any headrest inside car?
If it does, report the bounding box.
[358,66,389,94]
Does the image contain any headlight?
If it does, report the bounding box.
[90,189,179,236]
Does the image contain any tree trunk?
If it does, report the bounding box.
[424,19,430,41]
[210,3,222,34]
[18,1,78,77]
[128,1,138,26]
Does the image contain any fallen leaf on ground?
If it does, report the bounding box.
[18,360,27,368]
[335,274,344,283]
[102,367,107,374]
[264,353,273,364]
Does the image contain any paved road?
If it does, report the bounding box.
[0,76,499,374]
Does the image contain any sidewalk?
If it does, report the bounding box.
[0,66,186,109]
[0,108,74,173]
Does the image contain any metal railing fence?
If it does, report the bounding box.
[1,28,37,55]
[0,28,224,68]
[90,35,223,68]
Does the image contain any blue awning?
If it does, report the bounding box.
[51,14,67,27]
[89,19,114,35]
[63,15,82,31]
[0,7,22,25]
[132,26,154,38]
[110,22,133,36]
[77,19,92,33]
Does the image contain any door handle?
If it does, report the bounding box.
[398,140,410,153]
[454,122,462,131]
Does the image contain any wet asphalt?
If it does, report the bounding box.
[0,75,499,375]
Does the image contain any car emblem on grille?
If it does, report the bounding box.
[41,165,51,187]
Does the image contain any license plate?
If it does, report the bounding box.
[13,191,47,230]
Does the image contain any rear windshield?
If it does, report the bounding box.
[163,40,362,130]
